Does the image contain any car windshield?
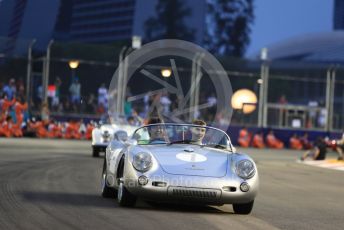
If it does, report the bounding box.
[133,123,232,151]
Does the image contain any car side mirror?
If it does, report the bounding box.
[125,138,137,146]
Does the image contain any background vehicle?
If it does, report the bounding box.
[92,122,137,157]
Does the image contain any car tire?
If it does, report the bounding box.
[117,180,137,207]
[92,146,99,157]
[101,160,117,198]
[232,200,254,215]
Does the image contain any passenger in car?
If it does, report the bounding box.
[190,120,207,145]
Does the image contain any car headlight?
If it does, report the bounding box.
[132,152,153,172]
[235,160,255,179]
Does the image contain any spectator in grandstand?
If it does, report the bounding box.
[0,94,15,122]
[16,78,25,98]
[52,77,62,110]
[78,119,87,138]
[41,102,50,125]
[0,116,13,137]
[64,119,81,139]
[160,92,171,115]
[277,94,288,126]
[266,130,284,149]
[300,137,327,161]
[237,126,252,148]
[252,130,265,148]
[69,78,81,104]
[14,96,27,126]
[2,78,16,100]
[289,133,303,150]
[98,83,108,108]
[85,94,96,113]
[28,118,48,138]
[124,96,132,117]
[47,120,63,138]
[127,110,144,126]
[85,121,95,140]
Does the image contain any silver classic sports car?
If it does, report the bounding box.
[101,123,259,214]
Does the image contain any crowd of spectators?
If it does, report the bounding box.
[1,77,343,159]
[0,77,97,139]
[237,126,344,160]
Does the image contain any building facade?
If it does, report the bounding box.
[0,0,207,52]
[334,0,344,30]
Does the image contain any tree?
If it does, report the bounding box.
[205,0,254,57]
[144,0,194,42]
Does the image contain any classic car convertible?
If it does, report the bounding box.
[101,123,259,214]
[92,122,137,157]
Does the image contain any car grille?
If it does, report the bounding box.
[168,187,221,200]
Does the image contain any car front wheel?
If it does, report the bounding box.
[101,160,117,198]
[117,180,137,207]
[232,200,254,215]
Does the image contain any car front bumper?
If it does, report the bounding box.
[122,160,259,205]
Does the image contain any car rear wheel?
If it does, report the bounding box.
[101,160,117,198]
[117,180,137,207]
[92,146,99,157]
[232,200,254,215]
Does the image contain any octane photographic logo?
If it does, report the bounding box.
[108,39,233,129]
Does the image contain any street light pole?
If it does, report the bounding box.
[325,66,336,131]
[26,39,36,113]
[262,63,269,127]
[258,48,269,127]
[116,46,127,118]
[43,40,54,103]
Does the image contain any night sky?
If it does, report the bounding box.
[247,0,333,56]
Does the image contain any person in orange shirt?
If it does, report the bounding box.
[85,121,94,140]
[64,120,81,139]
[47,120,63,138]
[266,130,284,149]
[11,121,23,137]
[28,119,48,138]
[252,131,265,148]
[0,95,16,122]
[238,127,252,148]
[289,133,303,150]
[14,96,27,126]
[0,116,13,137]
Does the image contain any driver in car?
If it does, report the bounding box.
[190,120,207,145]
[147,117,167,144]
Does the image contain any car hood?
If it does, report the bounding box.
[143,144,229,177]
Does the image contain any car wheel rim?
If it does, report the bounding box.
[101,172,106,192]
[118,182,123,201]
